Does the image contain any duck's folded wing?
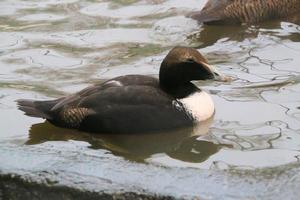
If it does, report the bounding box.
[51,75,158,111]
[49,85,192,133]
[76,86,192,133]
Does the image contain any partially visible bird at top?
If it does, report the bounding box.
[188,0,300,25]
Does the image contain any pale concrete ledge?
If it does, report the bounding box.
[1,141,300,200]
[0,173,173,200]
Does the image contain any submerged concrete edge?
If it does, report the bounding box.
[0,173,175,200]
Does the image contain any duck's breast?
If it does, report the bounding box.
[177,91,215,122]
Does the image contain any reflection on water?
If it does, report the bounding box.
[189,20,300,48]
[26,117,227,163]
[189,24,251,48]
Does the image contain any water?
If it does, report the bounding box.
[0,0,300,198]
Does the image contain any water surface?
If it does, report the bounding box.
[0,0,300,175]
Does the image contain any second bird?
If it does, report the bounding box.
[189,0,300,25]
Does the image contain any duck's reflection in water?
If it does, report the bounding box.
[191,25,250,48]
[26,118,226,163]
[190,19,300,49]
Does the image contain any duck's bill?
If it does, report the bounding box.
[188,11,222,25]
[213,71,232,82]
[201,62,232,82]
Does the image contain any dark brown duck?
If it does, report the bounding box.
[17,47,229,134]
[189,0,300,25]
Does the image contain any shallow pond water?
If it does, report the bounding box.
[0,0,300,198]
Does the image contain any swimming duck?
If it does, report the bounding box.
[17,47,228,134]
[189,0,300,25]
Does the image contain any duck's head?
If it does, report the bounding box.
[189,0,238,25]
[159,46,229,89]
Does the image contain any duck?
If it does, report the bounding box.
[17,47,229,134]
[189,0,300,25]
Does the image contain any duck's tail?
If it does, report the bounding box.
[16,99,59,120]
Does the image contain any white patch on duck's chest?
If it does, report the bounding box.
[177,91,215,122]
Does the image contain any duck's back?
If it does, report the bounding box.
[191,0,300,24]
[224,0,300,23]
[18,75,193,134]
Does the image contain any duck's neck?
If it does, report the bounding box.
[160,81,200,99]
[159,70,184,90]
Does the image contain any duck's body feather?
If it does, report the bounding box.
[18,75,200,133]
[190,0,300,25]
[17,47,226,134]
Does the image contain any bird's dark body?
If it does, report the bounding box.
[190,0,300,25]
[18,75,194,134]
[17,47,225,134]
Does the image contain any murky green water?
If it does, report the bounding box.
[0,0,300,198]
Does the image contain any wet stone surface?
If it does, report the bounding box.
[0,0,300,199]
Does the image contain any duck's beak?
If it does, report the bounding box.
[213,70,232,82]
[188,11,222,25]
[200,61,231,82]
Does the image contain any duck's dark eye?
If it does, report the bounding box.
[213,72,220,76]
[185,58,196,63]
